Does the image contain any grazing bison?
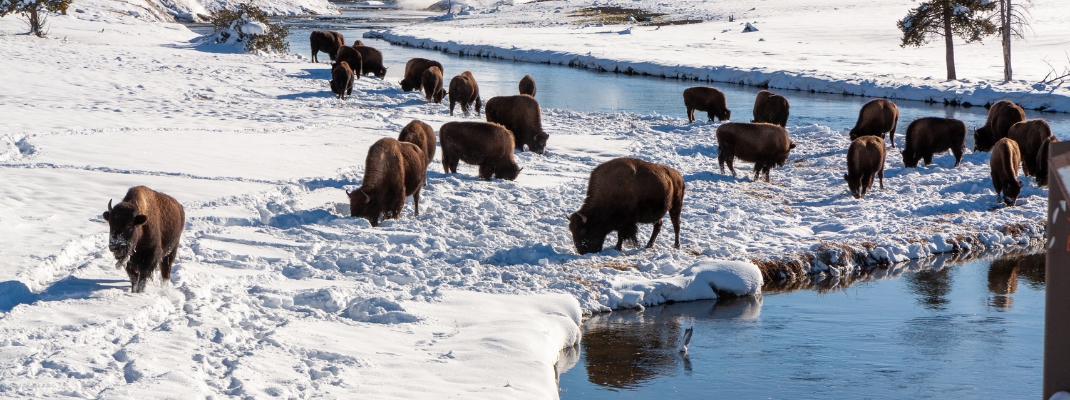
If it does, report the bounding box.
[519,74,536,97]
[683,86,731,123]
[353,45,388,79]
[439,121,522,181]
[484,94,548,154]
[1008,119,1053,177]
[975,100,1026,152]
[353,40,365,47]
[102,186,185,293]
[398,119,436,167]
[333,46,363,80]
[347,138,425,227]
[849,98,899,147]
[1036,136,1058,187]
[422,66,446,104]
[844,136,886,199]
[400,58,444,92]
[900,117,967,168]
[751,90,790,127]
[715,122,796,182]
[568,157,684,254]
[330,61,354,100]
[990,138,1023,206]
[449,71,482,117]
[309,31,345,63]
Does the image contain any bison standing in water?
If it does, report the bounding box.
[519,74,536,97]
[849,98,899,147]
[901,117,967,168]
[1036,136,1059,187]
[990,138,1023,206]
[348,138,425,227]
[400,58,443,92]
[975,100,1026,152]
[568,157,684,255]
[844,136,886,199]
[485,94,548,154]
[751,90,790,127]
[439,121,522,181]
[449,71,482,117]
[102,186,185,293]
[1008,119,1052,177]
[715,122,796,182]
[421,66,446,104]
[398,119,436,167]
[683,86,731,123]
[330,61,354,100]
[310,31,344,63]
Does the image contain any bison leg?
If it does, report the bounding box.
[878,167,885,190]
[475,96,482,116]
[687,107,695,123]
[952,146,963,168]
[645,220,662,249]
[412,188,421,217]
[478,164,493,181]
[449,99,456,116]
[161,248,177,284]
[753,163,763,181]
[347,78,353,96]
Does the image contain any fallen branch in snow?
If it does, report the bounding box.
[1039,52,1070,88]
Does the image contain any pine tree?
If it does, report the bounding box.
[897,0,997,81]
[0,0,73,38]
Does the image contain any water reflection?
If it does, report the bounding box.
[987,252,1046,309]
[907,267,954,311]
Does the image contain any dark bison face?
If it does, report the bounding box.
[1002,180,1023,206]
[531,132,549,154]
[102,200,147,261]
[400,79,416,92]
[714,109,731,122]
[901,149,921,168]
[494,163,522,181]
[974,126,994,152]
[568,212,607,255]
[844,173,864,199]
[375,67,388,79]
[433,87,446,104]
[347,188,379,227]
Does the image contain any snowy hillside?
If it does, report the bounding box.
[70,0,336,23]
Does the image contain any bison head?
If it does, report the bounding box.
[347,188,380,227]
[568,212,608,255]
[843,173,864,199]
[1001,180,1023,206]
[400,79,416,92]
[493,163,522,181]
[375,67,388,79]
[901,149,922,168]
[974,126,994,152]
[531,132,549,155]
[102,199,147,262]
[433,87,446,104]
[711,108,731,122]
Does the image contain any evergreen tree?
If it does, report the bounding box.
[897,0,997,81]
[0,0,73,38]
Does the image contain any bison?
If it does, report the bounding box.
[1036,136,1059,187]
[330,61,354,100]
[102,186,185,293]
[347,138,425,227]
[422,66,445,104]
[519,74,536,97]
[310,31,345,63]
[900,117,967,168]
[975,100,1026,152]
[333,46,363,80]
[568,157,684,255]
[849,98,899,147]
[1008,119,1052,177]
[990,137,1023,206]
[484,94,548,154]
[398,119,436,167]
[353,45,388,79]
[683,86,730,123]
[844,136,886,199]
[400,58,443,92]
[449,71,482,117]
[439,121,522,181]
[751,90,789,127]
[353,40,365,47]
[715,122,795,182]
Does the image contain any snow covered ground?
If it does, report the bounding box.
[73,0,336,23]
[0,1,1052,398]
[374,0,1070,112]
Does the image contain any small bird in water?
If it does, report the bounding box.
[678,325,693,354]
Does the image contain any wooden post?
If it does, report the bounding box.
[1045,141,1070,398]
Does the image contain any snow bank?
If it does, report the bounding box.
[609,260,763,309]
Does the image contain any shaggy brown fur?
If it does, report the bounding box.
[348,138,424,227]
[519,74,536,97]
[900,117,966,168]
[439,121,522,181]
[568,157,684,254]
[449,71,482,117]
[1008,119,1052,177]
[683,86,731,123]
[844,136,886,199]
[1036,136,1058,187]
[333,46,363,80]
[484,94,548,154]
[309,31,344,63]
[102,186,185,293]
[353,46,387,79]
[751,90,790,127]
[398,119,436,167]
[330,61,354,100]
[849,98,899,147]
[352,40,364,47]
[421,66,446,104]
[715,122,796,182]
[400,58,444,92]
[975,100,1026,152]
[991,138,1023,206]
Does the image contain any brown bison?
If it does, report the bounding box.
[519,74,536,97]
[568,157,684,254]
[330,61,354,100]
[684,86,731,123]
[347,138,425,227]
[102,186,185,293]
[400,58,444,92]
[484,94,548,154]
[849,98,899,147]
[751,90,789,127]
[439,121,522,181]
[844,136,886,199]
[449,71,482,116]
[900,117,967,168]
[990,138,1023,206]
[333,46,363,80]
[422,66,446,104]
[975,100,1026,152]
[310,31,345,63]
[1036,136,1058,187]
[353,40,365,47]
[398,119,436,167]
[715,122,795,182]
[1008,119,1052,177]
[353,45,388,79]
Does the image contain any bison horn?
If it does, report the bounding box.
[360,189,371,204]
[107,199,113,211]
[577,212,588,223]
[345,188,352,196]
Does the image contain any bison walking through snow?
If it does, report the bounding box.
[330,61,354,100]
[449,71,482,117]
[683,86,731,123]
[991,138,1023,206]
[348,138,426,227]
[849,98,899,147]
[844,136,886,199]
[309,31,344,63]
[751,90,790,127]
[715,122,795,182]
[900,117,966,168]
[102,186,185,293]
[439,121,522,181]
[484,94,548,154]
[975,100,1026,152]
